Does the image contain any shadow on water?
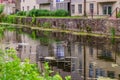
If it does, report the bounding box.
[1,25,120,80]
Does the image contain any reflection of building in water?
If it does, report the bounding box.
[53,42,65,59]
[36,38,120,80]
[17,34,40,63]
[2,30,120,80]
[71,42,120,80]
[37,41,68,59]
[1,31,18,50]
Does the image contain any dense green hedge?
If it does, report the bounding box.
[16,9,69,17]
[54,9,69,17]
[16,11,26,16]
[0,15,16,23]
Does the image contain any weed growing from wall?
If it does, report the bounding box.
[86,25,92,33]
[31,15,36,26]
[31,30,36,40]
[110,27,116,45]
[6,15,16,23]
[19,17,22,24]
[0,4,4,14]
[111,27,115,38]
[42,22,52,28]
[61,24,66,30]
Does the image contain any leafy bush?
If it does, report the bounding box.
[26,9,51,17]
[0,13,6,22]
[0,48,71,80]
[54,9,69,17]
[26,9,36,17]
[0,4,4,14]
[38,9,50,16]
[49,11,55,16]
[21,9,69,17]
[6,15,16,23]
[16,11,26,16]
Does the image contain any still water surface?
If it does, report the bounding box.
[1,28,120,80]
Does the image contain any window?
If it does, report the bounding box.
[96,68,101,78]
[72,63,75,71]
[39,4,41,9]
[22,7,24,11]
[96,68,105,78]
[27,6,29,11]
[89,46,93,56]
[56,44,64,59]
[79,60,82,74]
[101,49,112,58]
[107,71,115,78]
[71,5,75,14]
[103,6,107,15]
[78,4,82,14]
[89,63,94,78]
[33,6,36,9]
[90,3,94,13]
[103,5,112,15]
[78,44,82,54]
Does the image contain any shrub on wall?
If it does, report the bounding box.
[0,15,16,23]
[0,13,6,22]
[54,9,69,17]
[16,11,26,16]
[17,9,69,17]
[117,12,120,18]
[0,4,5,22]
[0,4,4,14]
[26,9,51,17]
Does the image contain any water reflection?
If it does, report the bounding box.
[1,29,120,80]
[33,31,120,80]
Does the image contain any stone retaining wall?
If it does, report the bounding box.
[15,17,120,35]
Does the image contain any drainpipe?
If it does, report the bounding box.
[116,7,118,18]
[97,3,99,15]
[84,0,87,17]
[69,0,71,16]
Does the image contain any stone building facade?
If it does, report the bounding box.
[21,0,52,11]
[0,0,15,14]
[20,0,39,11]
[20,0,120,16]
[71,0,120,17]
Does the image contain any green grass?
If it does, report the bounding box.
[10,14,109,19]
[15,16,84,19]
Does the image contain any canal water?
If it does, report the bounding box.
[1,26,120,80]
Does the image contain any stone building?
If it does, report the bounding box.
[0,0,15,14]
[71,0,120,17]
[14,0,21,12]
[36,0,52,10]
[20,0,39,11]
[20,0,120,16]
[21,0,52,11]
